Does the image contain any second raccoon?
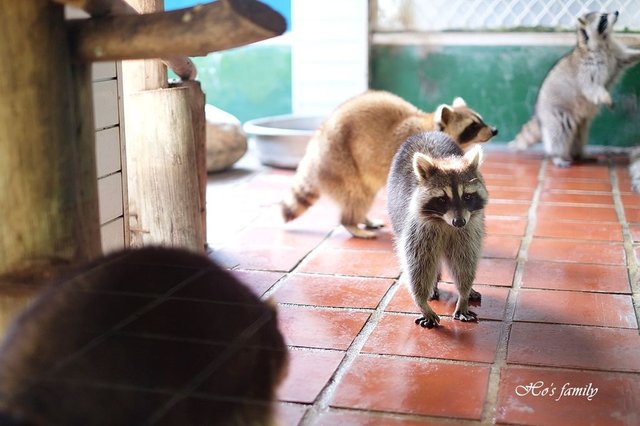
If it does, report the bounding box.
[281,90,497,238]
[387,131,487,328]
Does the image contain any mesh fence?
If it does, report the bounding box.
[375,0,640,32]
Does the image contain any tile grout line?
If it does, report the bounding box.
[298,277,403,425]
[608,158,640,331]
[480,156,547,423]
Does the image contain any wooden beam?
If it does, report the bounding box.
[0,0,101,279]
[67,0,286,61]
[54,0,196,80]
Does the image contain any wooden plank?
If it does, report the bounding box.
[100,217,125,253]
[95,127,121,177]
[97,172,123,224]
[93,79,119,129]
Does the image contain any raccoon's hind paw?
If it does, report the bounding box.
[428,287,440,301]
[469,289,481,301]
[364,218,385,230]
[415,313,440,329]
[344,225,378,239]
[508,140,527,151]
[551,157,572,168]
[454,309,478,322]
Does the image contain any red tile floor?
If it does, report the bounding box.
[0,148,638,425]
[206,149,640,425]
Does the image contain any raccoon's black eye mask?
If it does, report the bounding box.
[580,28,589,43]
[598,15,608,35]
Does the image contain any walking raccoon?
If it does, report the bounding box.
[387,131,487,328]
[281,90,497,238]
[511,11,640,167]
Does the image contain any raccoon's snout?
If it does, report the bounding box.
[491,127,499,136]
[452,217,466,228]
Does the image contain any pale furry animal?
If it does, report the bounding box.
[387,131,487,328]
[629,146,640,192]
[0,247,288,426]
[511,11,640,167]
[282,90,497,238]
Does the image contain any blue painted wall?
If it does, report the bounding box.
[164,0,291,31]
[164,0,292,122]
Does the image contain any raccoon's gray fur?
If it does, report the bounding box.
[387,131,487,328]
[629,146,640,193]
[511,11,640,167]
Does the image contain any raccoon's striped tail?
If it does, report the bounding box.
[281,176,320,223]
[509,116,541,151]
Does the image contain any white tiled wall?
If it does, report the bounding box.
[67,6,128,255]
[291,0,369,116]
[93,63,127,254]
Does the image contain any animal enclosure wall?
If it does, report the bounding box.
[371,1,640,147]
[67,7,128,253]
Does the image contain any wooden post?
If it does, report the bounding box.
[121,0,206,250]
[126,87,204,251]
[120,0,168,93]
[172,80,207,243]
[0,0,101,279]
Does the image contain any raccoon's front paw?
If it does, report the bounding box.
[552,157,572,168]
[415,313,440,329]
[454,309,478,322]
[595,91,613,107]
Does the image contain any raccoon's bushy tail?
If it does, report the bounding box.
[281,170,320,222]
[509,116,541,150]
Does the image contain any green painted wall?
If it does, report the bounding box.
[185,44,292,123]
[371,44,640,147]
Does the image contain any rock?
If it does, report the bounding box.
[205,104,247,172]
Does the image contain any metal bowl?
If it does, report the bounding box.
[243,115,325,169]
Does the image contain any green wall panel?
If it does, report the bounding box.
[371,44,640,147]
[187,44,292,123]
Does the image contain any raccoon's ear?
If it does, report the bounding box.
[413,152,438,182]
[434,104,453,129]
[452,97,467,108]
[463,144,484,169]
[578,15,587,26]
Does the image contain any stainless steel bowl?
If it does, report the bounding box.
[243,115,325,169]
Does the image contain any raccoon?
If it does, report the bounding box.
[0,247,288,426]
[281,90,497,238]
[387,131,487,328]
[511,11,640,167]
[629,146,640,193]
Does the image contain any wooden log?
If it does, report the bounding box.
[67,0,286,61]
[171,80,207,245]
[55,0,197,80]
[126,87,204,252]
[120,0,167,93]
[0,0,101,280]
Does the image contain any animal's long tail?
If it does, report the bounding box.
[509,116,541,150]
[281,161,320,223]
